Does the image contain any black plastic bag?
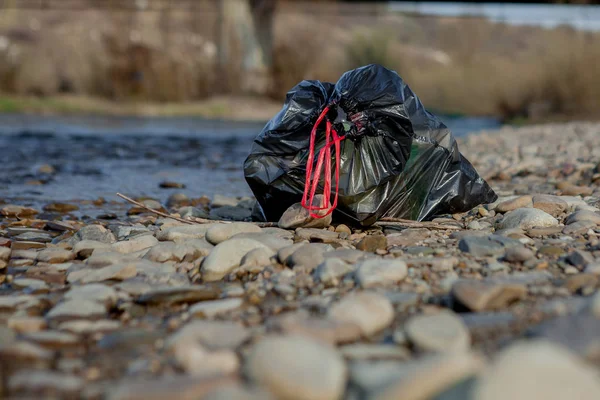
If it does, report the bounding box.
[244,64,497,226]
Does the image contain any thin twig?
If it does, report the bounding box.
[378,217,462,230]
[116,193,196,224]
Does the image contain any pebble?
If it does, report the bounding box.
[112,234,158,254]
[8,370,84,397]
[240,247,276,269]
[556,181,593,196]
[155,224,214,241]
[201,238,270,281]
[136,285,220,305]
[36,248,75,263]
[178,206,209,219]
[405,310,471,353]
[144,240,212,262]
[567,249,595,268]
[474,340,600,400]
[43,202,79,213]
[212,194,239,208]
[278,197,332,229]
[189,298,244,318]
[205,222,262,245]
[328,292,394,336]
[8,316,47,333]
[562,220,597,235]
[166,193,190,208]
[296,228,340,243]
[356,235,388,252]
[366,351,484,400]
[504,246,535,263]
[64,284,117,307]
[314,258,355,285]
[245,335,347,400]
[67,264,137,284]
[46,299,107,322]
[173,342,239,377]
[565,210,600,225]
[1,204,39,217]
[286,243,332,271]
[532,194,569,217]
[458,236,506,257]
[452,280,527,311]
[72,240,112,258]
[355,258,408,288]
[12,278,48,291]
[495,195,532,212]
[166,320,250,350]
[335,224,352,235]
[10,241,46,250]
[74,224,116,243]
[496,208,558,230]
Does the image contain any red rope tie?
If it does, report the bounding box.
[301,105,346,218]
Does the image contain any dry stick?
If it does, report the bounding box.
[116,193,198,225]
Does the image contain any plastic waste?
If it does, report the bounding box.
[244,64,497,226]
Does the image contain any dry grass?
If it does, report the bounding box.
[0,4,598,121]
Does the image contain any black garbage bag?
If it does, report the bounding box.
[244,64,497,226]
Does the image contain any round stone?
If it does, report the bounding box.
[405,311,471,353]
[328,292,394,336]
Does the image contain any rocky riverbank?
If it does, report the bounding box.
[1,121,600,399]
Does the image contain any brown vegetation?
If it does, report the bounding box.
[0,2,598,121]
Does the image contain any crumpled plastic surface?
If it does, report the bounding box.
[244,64,497,226]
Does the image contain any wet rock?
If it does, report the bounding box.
[67,264,137,284]
[73,240,112,258]
[189,298,244,318]
[8,370,84,397]
[205,222,262,245]
[36,248,75,263]
[565,210,600,225]
[495,195,532,213]
[201,238,270,281]
[74,225,116,244]
[46,300,106,322]
[474,340,600,400]
[496,208,558,230]
[532,195,568,217]
[504,246,535,263]
[64,283,117,307]
[405,310,471,353]
[364,351,484,400]
[136,285,220,305]
[112,234,158,254]
[278,197,332,229]
[356,235,388,252]
[1,205,39,217]
[43,202,79,213]
[166,320,250,350]
[452,280,527,311]
[328,292,394,336]
[355,258,407,288]
[315,258,355,285]
[245,335,347,400]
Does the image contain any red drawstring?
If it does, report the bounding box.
[301,105,346,218]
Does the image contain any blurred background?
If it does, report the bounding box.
[0,0,599,123]
[1,0,600,214]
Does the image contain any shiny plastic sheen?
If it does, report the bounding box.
[244,64,497,226]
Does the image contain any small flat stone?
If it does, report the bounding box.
[0,341,53,363]
[46,300,107,322]
[452,280,527,311]
[201,238,270,281]
[496,208,558,230]
[495,196,532,213]
[166,320,250,350]
[566,210,600,225]
[240,247,276,270]
[0,295,39,311]
[11,241,46,250]
[136,285,220,305]
[13,232,53,242]
[43,202,79,213]
[405,311,471,353]
[23,330,79,349]
[144,240,212,262]
[532,195,569,217]
[270,310,363,344]
[112,234,158,254]
[328,292,394,336]
[67,264,137,284]
[205,222,262,245]
[356,235,388,252]
[563,220,597,235]
[458,236,506,258]
[567,250,595,268]
[339,344,410,361]
[12,278,48,291]
[58,319,121,334]
[296,228,340,243]
[189,298,244,318]
[245,335,346,400]
[36,248,75,263]
[73,240,112,258]
[155,224,214,241]
[565,274,598,293]
[64,284,117,307]
[8,370,84,396]
[8,316,47,333]
[556,182,593,196]
[504,246,535,263]
[287,243,333,271]
[355,258,408,288]
[474,340,600,400]
[74,224,116,244]
[527,226,564,237]
[1,205,39,217]
[538,246,566,257]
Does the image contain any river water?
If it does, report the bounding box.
[0,114,500,216]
